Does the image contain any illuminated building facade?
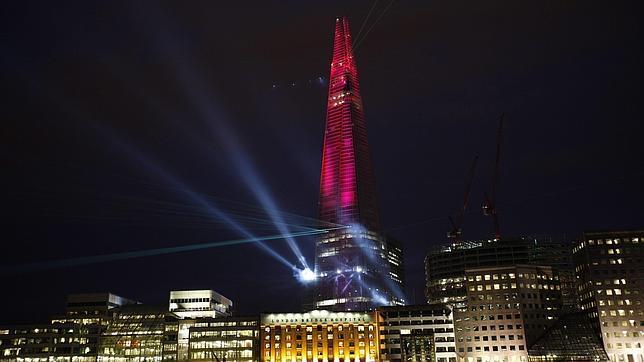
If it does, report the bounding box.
[0,323,101,362]
[0,293,138,362]
[98,305,169,362]
[572,230,644,362]
[260,310,381,362]
[168,290,232,319]
[314,16,404,311]
[165,290,234,360]
[186,317,259,362]
[0,290,245,362]
[425,237,574,311]
[378,305,457,362]
[455,265,562,362]
[400,331,436,362]
[527,311,609,362]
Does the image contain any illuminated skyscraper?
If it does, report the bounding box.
[313,17,404,311]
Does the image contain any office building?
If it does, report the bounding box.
[425,237,574,311]
[573,230,644,362]
[98,305,170,362]
[455,265,562,362]
[186,316,259,362]
[378,304,457,362]
[168,290,232,319]
[313,16,404,310]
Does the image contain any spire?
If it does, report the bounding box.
[318,16,380,231]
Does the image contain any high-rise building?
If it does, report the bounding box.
[425,237,574,311]
[572,230,643,362]
[455,265,562,362]
[313,16,404,311]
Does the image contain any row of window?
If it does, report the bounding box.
[600,309,642,317]
[460,334,524,342]
[599,299,639,306]
[602,320,644,327]
[462,325,522,332]
[604,331,643,339]
[264,325,374,333]
[265,340,376,349]
[169,298,210,304]
[384,320,451,326]
[469,283,559,292]
[265,332,374,341]
[458,345,525,353]
[468,273,556,282]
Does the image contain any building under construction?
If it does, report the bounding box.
[425,236,575,311]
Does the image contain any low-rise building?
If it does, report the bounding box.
[378,304,457,362]
[260,310,380,362]
[527,311,609,362]
[187,316,259,362]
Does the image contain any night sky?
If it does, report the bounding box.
[2,1,643,323]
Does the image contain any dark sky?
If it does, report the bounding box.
[1,1,643,323]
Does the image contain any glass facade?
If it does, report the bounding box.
[98,306,168,362]
[528,311,609,362]
[314,16,404,311]
[187,317,258,362]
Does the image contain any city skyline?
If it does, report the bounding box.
[2,0,643,325]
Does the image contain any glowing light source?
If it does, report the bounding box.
[296,268,317,283]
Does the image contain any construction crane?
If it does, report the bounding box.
[482,113,505,240]
[447,155,479,242]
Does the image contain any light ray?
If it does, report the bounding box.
[1,228,345,275]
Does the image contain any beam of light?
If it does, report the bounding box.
[133,8,311,270]
[91,123,299,270]
[340,275,354,294]
[179,77,311,269]
[295,267,317,284]
[0,228,344,276]
[324,223,407,304]
[2,42,311,276]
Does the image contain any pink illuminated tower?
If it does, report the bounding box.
[313,17,404,311]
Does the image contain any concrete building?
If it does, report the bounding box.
[378,304,457,362]
[168,290,232,319]
[260,310,380,362]
[425,237,575,312]
[573,230,644,362]
[455,265,562,362]
[426,239,531,311]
